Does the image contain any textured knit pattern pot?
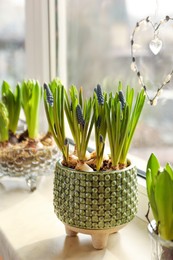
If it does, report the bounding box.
[54,160,138,230]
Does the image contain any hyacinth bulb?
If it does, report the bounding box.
[75,161,93,172]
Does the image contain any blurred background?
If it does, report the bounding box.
[0,0,25,85]
[0,0,172,166]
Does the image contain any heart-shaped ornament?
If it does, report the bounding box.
[131,15,173,105]
[149,37,162,55]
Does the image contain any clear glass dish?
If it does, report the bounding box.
[148,220,173,260]
[0,145,59,191]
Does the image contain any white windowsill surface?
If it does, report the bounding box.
[0,172,151,260]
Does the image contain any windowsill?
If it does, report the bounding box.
[0,170,151,260]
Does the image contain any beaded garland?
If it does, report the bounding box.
[130,15,173,105]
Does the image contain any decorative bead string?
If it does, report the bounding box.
[130,15,173,105]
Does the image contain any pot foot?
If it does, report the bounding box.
[63,224,126,249]
[65,225,78,237]
[91,233,109,250]
[25,174,37,192]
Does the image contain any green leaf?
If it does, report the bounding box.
[125,85,134,112]
[93,90,107,170]
[64,85,95,161]
[105,84,145,168]
[21,80,41,139]
[146,153,160,221]
[0,102,9,142]
[155,170,173,240]
[146,153,160,187]
[44,79,69,162]
[120,87,145,163]
[146,168,159,221]
[105,102,114,160]
[165,163,173,180]
[1,81,21,134]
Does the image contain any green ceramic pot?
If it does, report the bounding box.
[53,160,138,230]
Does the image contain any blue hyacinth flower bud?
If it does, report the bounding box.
[96,84,104,105]
[118,90,126,110]
[44,83,54,107]
[76,104,85,127]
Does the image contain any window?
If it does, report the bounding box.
[1,0,172,167]
[0,0,25,87]
[57,0,173,167]
[0,0,57,87]
[25,0,56,84]
[0,0,56,131]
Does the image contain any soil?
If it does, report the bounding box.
[62,153,130,171]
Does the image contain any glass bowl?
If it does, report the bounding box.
[0,145,59,191]
[148,220,173,260]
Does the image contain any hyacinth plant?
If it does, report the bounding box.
[44,78,146,172]
[1,81,21,144]
[44,79,68,162]
[44,79,95,171]
[93,84,107,171]
[106,82,146,169]
[64,85,95,171]
[146,153,173,241]
[0,79,57,188]
[21,80,42,147]
[0,80,53,148]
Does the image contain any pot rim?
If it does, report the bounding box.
[148,220,173,247]
[55,158,135,175]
